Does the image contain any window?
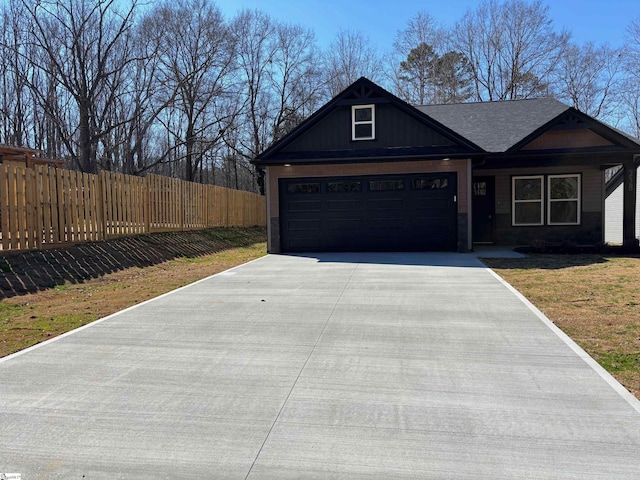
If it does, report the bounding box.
[548,174,580,225]
[369,180,404,191]
[327,181,361,193]
[512,176,543,226]
[287,182,320,194]
[352,105,375,140]
[473,181,486,196]
[412,177,449,190]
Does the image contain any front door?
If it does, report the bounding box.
[472,176,495,243]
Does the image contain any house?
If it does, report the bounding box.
[0,144,64,168]
[253,77,640,253]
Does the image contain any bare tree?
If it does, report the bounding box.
[620,16,640,137]
[229,10,321,193]
[556,42,623,120]
[18,0,138,173]
[269,23,323,141]
[394,11,447,58]
[453,0,569,101]
[323,29,382,97]
[142,0,237,182]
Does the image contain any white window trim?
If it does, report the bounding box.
[547,174,581,225]
[512,175,544,226]
[352,104,375,141]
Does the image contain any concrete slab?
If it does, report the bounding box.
[1,252,640,479]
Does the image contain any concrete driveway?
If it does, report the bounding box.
[2,252,640,479]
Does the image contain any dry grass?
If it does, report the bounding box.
[483,254,640,399]
[0,227,266,357]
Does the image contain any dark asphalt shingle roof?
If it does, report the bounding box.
[416,97,570,152]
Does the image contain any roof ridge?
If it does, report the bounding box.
[416,96,565,108]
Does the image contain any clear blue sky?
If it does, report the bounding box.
[215,0,640,50]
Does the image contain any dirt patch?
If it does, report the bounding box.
[0,227,266,357]
[483,254,640,399]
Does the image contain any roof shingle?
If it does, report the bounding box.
[416,97,570,152]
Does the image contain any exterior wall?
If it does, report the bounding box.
[479,164,604,245]
[605,169,640,244]
[266,159,471,253]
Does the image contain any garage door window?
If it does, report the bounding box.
[287,182,320,194]
[327,181,362,193]
[412,177,449,190]
[369,179,404,191]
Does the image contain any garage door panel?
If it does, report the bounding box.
[408,197,451,209]
[368,218,405,229]
[288,238,322,250]
[327,218,364,230]
[286,219,322,232]
[326,199,363,211]
[280,173,457,252]
[286,200,322,212]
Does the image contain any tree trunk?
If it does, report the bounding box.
[78,100,93,172]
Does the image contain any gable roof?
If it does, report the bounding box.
[416,98,570,152]
[255,77,483,163]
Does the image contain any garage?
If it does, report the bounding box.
[279,172,457,252]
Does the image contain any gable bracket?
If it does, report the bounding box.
[336,98,391,106]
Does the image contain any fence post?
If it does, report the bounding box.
[144,175,151,234]
[180,179,185,230]
[98,171,107,241]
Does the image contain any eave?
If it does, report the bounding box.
[475,147,640,170]
[255,146,481,167]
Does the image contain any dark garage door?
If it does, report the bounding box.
[279,173,457,252]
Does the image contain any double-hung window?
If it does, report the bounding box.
[512,175,544,226]
[352,105,375,140]
[512,174,581,226]
[548,174,580,225]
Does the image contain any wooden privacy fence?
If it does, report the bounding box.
[0,165,266,252]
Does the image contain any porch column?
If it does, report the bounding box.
[622,156,639,248]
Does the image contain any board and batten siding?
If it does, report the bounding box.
[479,165,603,245]
[604,169,640,244]
[280,103,457,153]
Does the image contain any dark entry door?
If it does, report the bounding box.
[280,173,458,252]
[472,176,495,243]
